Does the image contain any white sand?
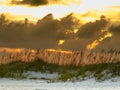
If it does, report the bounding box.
[0,77,120,90]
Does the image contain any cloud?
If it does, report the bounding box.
[77,15,109,38]
[109,24,120,35]
[11,0,82,6]
[0,13,120,51]
[0,13,79,49]
[61,15,120,51]
[95,34,120,51]
[108,6,120,9]
[11,0,48,6]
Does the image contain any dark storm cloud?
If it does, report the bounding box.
[103,25,120,50]
[61,15,120,51]
[32,13,79,40]
[77,15,109,39]
[0,13,120,51]
[10,0,79,6]
[0,13,79,49]
[95,36,120,51]
[109,24,120,35]
[11,0,48,6]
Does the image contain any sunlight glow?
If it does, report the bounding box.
[87,31,113,50]
[0,0,120,21]
[0,48,24,53]
[85,17,96,22]
[74,29,79,33]
[58,40,65,46]
[0,47,36,53]
[46,49,72,54]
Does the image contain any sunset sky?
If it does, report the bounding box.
[0,0,120,22]
[0,0,120,51]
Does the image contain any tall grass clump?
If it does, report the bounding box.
[0,48,120,66]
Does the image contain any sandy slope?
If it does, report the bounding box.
[0,78,120,90]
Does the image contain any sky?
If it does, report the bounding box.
[0,0,120,22]
[0,0,120,51]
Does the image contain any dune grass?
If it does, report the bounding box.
[0,59,119,82]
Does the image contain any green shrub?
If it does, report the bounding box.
[0,59,119,81]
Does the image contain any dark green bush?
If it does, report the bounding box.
[0,59,119,81]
